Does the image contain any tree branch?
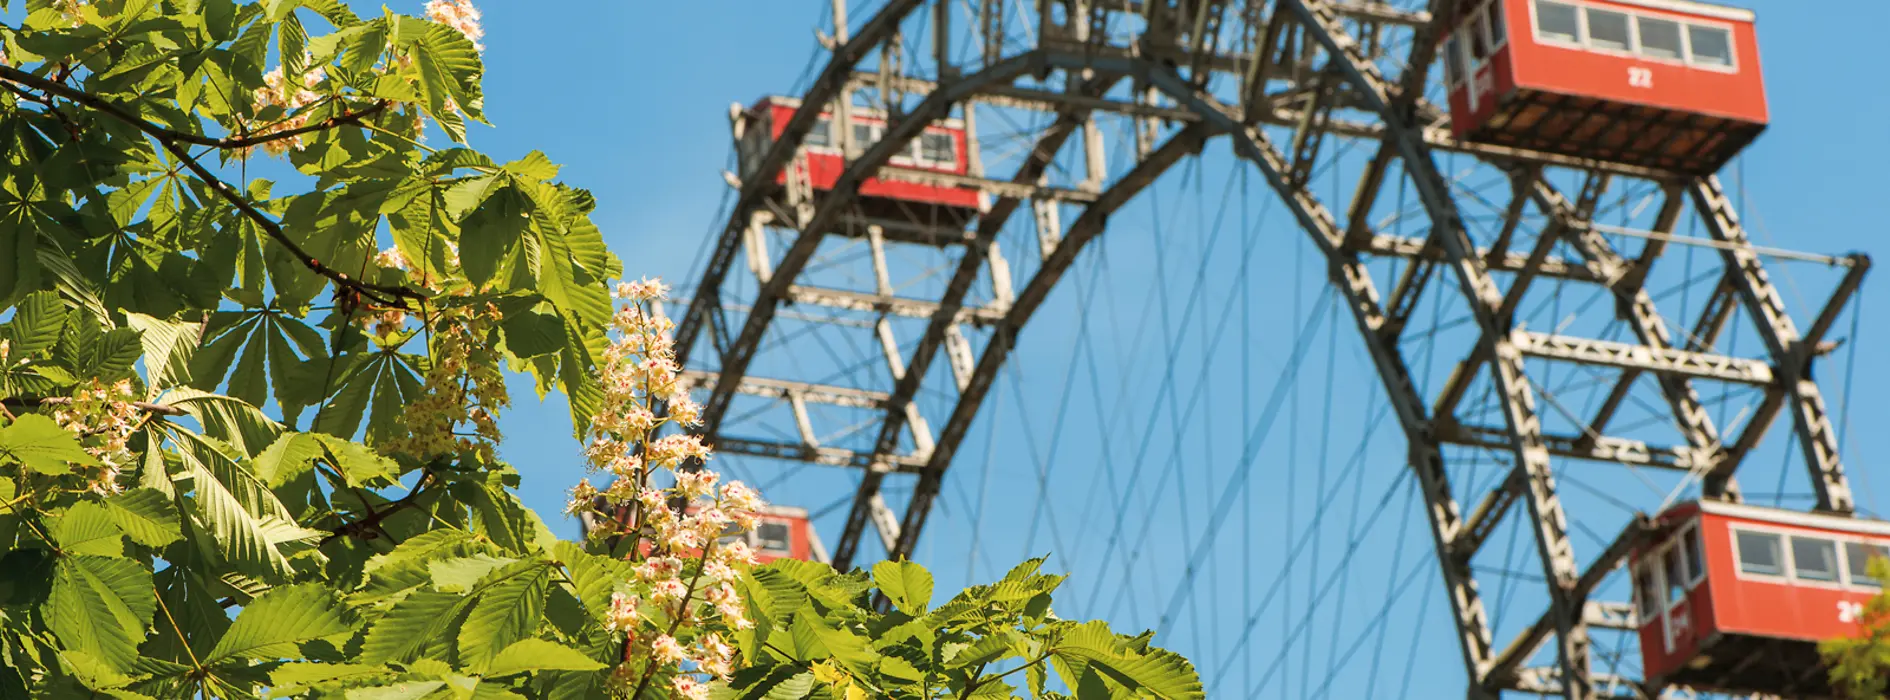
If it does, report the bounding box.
[0,65,392,150]
[3,396,186,416]
[320,470,435,545]
[0,65,427,309]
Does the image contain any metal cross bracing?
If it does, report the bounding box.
[668,1,1871,698]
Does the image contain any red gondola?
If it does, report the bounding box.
[721,504,829,565]
[579,502,831,566]
[1441,0,1767,174]
[731,96,984,226]
[1632,501,1888,696]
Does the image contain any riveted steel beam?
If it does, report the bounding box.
[1280,2,1590,697]
[696,51,1056,446]
[677,0,926,367]
[1040,58,1503,696]
[1690,178,1858,513]
[830,67,1131,569]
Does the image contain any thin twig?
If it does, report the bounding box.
[0,65,425,308]
[0,65,391,150]
[319,469,436,545]
[3,396,186,416]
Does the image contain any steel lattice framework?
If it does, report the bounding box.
[670,1,1871,697]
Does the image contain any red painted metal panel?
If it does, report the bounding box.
[752,100,982,210]
[1701,509,1879,642]
[1447,44,1518,139]
[1502,0,1767,124]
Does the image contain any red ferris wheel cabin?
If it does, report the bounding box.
[1442,0,1767,175]
[1631,501,1888,697]
[732,96,985,226]
[578,503,830,566]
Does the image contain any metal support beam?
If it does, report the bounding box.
[831,68,1130,569]
[1689,178,1857,513]
[696,52,1051,450]
[1282,3,1589,696]
[1099,62,1502,698]
[677,0,927,366]
[1510,330,1775,386]
[1485,516,1657,691]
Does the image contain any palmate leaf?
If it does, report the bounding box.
[45,554,156,672]
[162,424,315,581]
[0,413,98,474]
[204,583,353,664]
[398,17,485,142]
[309,350,424,445]
[190,308,327,424]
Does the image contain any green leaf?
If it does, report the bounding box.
[269,662,395,694]
[359,590,467,664]
[105,488,182,548]
[500,152,559,182]
[45,555,156,672]
[484,639,604,677]
[164,387,285,458]
[0,413,97,474]
[945,630,1020,670]
[254,431,397,488]
[499,309,564,359]
[347,680,448,700]
[1051,622,1202,700]
[872,560,934,615]
[552,540,631,614]
[127,314,199,395]
[458,185,526,287]
[4,290,65,356]
[165,425,315,581]
[458,560,553,671]
[206,583,352,664]
[428,554,514,592]
[49,502,125,557]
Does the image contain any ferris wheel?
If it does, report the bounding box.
[653,1,1875,697]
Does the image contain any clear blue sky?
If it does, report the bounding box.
[403,1,1890,696]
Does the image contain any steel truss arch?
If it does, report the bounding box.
[669,2,1870,698]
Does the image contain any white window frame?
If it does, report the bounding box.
[1581,4,1636,55]
[1444,34,1467,87]
[1528,0,1585,47]
[755,518,794,555]
[1632,14,1686,64]
[914,129,958,170]
[1681,522,1707,586]
[1526,0,1740,74]
[1789,533,1846,586]
[1638,521,1707,654]
[1729,523,1890,592]
[1680,21,1739,73]
[1731,526,1792,582]
[803,115,838,153]
[1846,540,1890,589]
